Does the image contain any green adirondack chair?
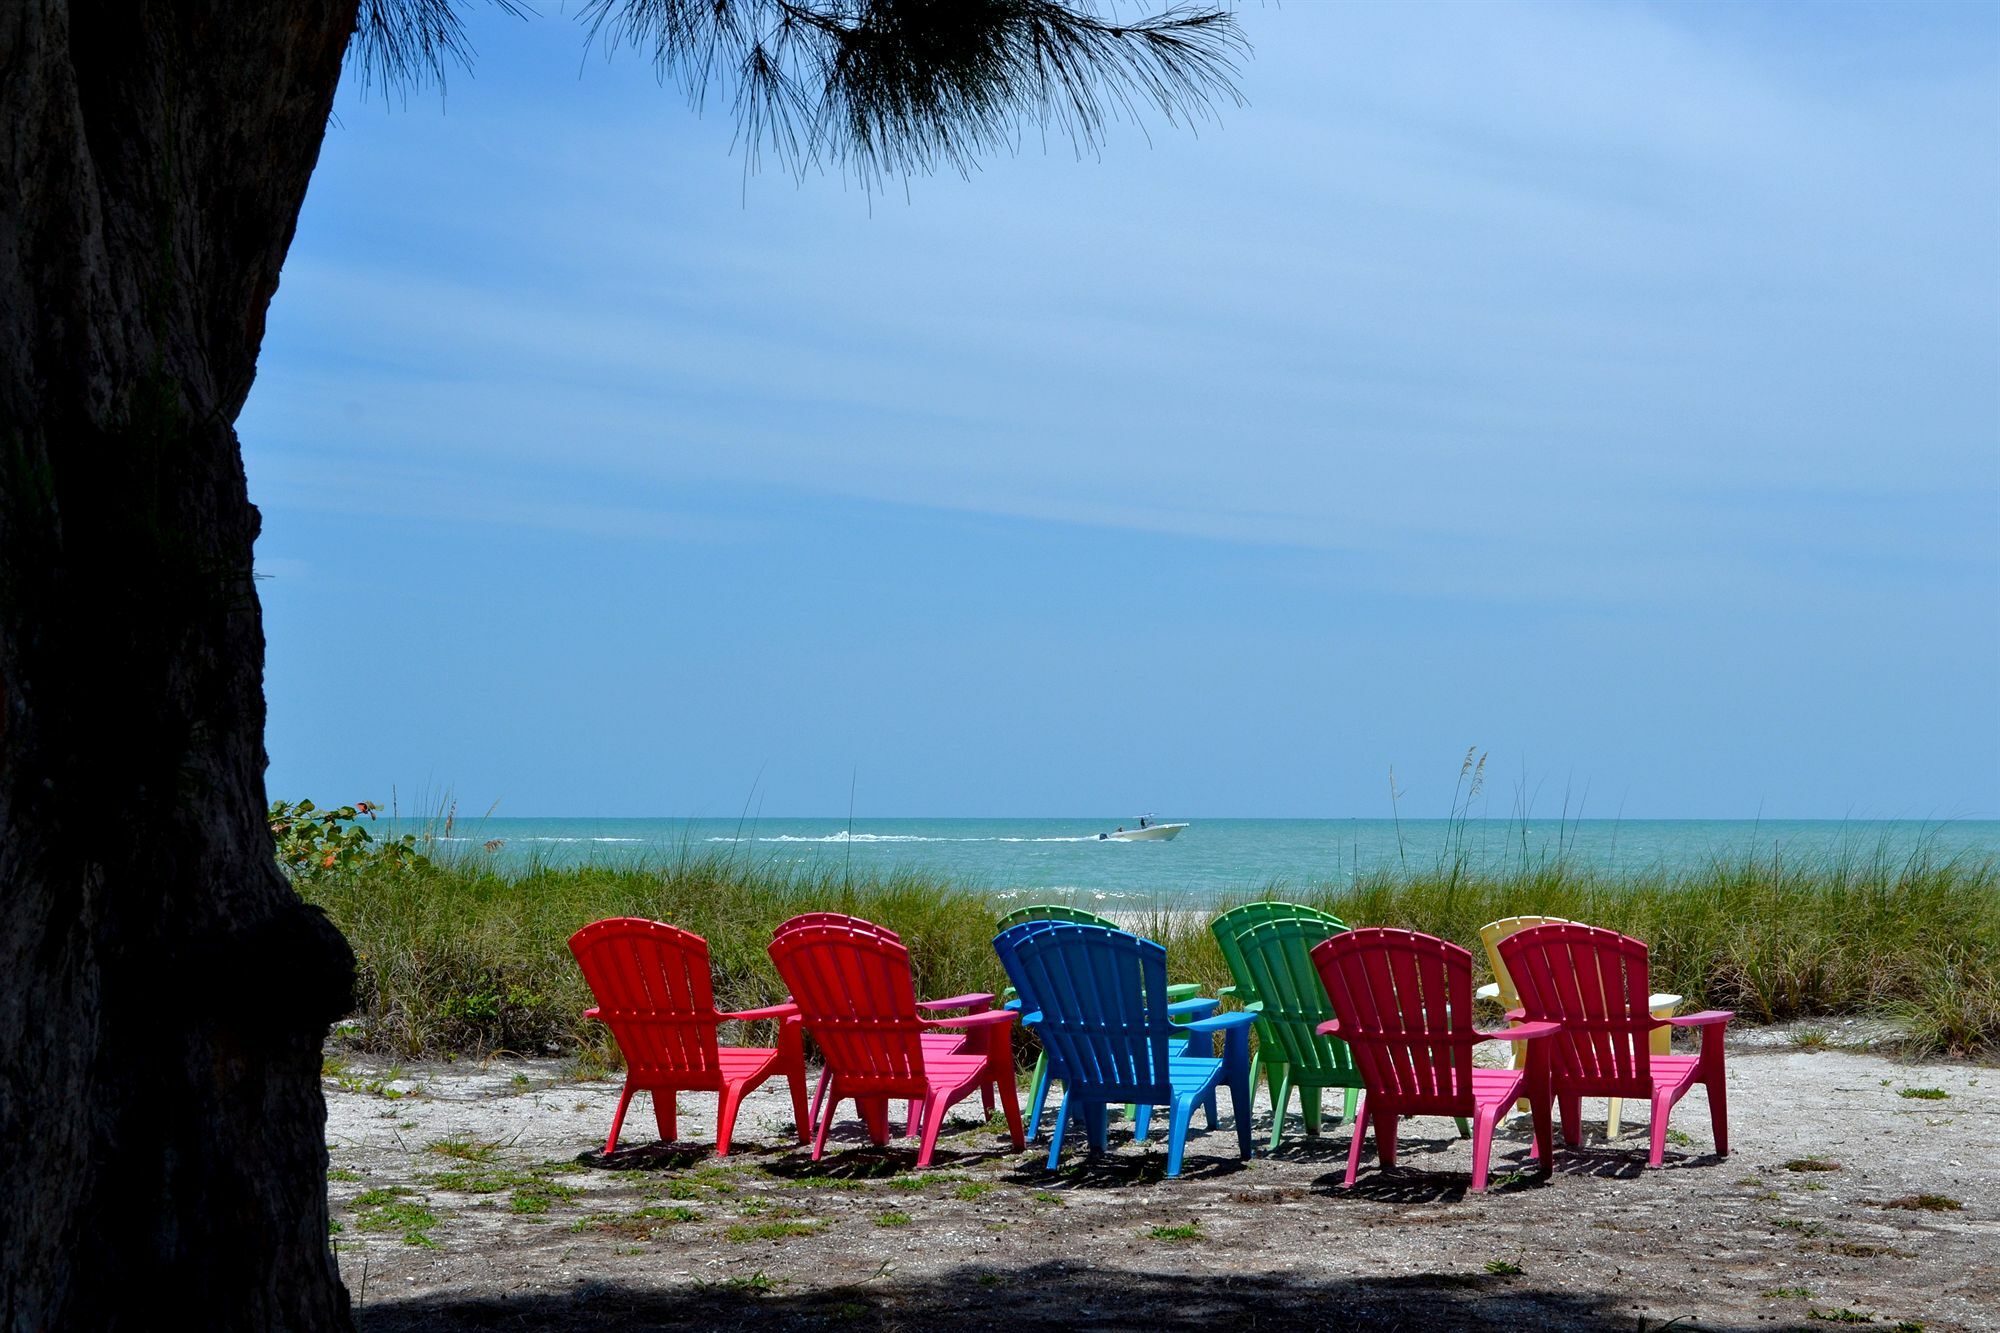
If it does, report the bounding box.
[1215,903,1471,1147]
[1213,904,1357,1148]
[996,903,1203,1134]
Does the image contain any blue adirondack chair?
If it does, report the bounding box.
[994,921,1223,1141]
[995,920,1255,1177]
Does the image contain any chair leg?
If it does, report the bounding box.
[861,1097,892,1146]
[810,1067,831,1132]
[1528,1085,1554,1172]
[1267,1067,1294,1152]
[786,1067,811,1144]
[1047,1091,1073,1170]
[1559,1092,1583,1147]
[1453,1116,1471,1139]
[653,1090,678,1144]
[915,1091,952,1169]
[1027,1053,1053,1141]
[997,1063,1025,1150]
[1085,1100,1110,1155]
[605,1085,636,1155]
[1343,1093,1370,1187]
[1341,1084,1359,1126]
[1374,1107,1399,1168]
[715,1085,746,1158]
[1133,1104,1154,1144]
[1469,1102,1501,1193]
[1707,1074,1730,1157]
[1647,1089,1674,1168]
[903,1100,920,1138]
[1248,1048,1263,1106]
[1165,1094,1198,1178]
[1606,1096,1624,1140]
[1204,1087,1220,1131]
[1302,1086,1324,1139]
[812,1093,837,1162]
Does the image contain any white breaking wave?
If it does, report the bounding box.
[705,833,1108,845]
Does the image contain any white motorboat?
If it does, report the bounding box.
[1097,818,1187,842]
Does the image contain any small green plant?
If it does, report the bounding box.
[1806,1309,1875,1324]
[327,1168,361,1183]
[695,1272,779,1294]
[352,1195,439,1246]
[1789,1025,1834,1051]
[1147,1222,1201,1242]
[1896,1087,1948,1100]
[1031,1190,1064,1206]
[270,799,427,879]
[1880,1194,1962,1212]
[508,1181,582,1215]
[953,1182,995,1202]
[1764,1287,1812,1300]
[1664,1128,1694,1147]
[886,1172,964,1193]
[726,1220,825,1243]
[873,1211,913,1228]
[1785,1156,1841,1173]
[976,1273,1003,1287]
[1484,1260,1524,1276]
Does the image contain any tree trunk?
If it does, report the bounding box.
[1,4,359,1327]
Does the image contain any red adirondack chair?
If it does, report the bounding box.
[569,917,808,1156]
[1496,922,1733,1167]
[1311,927,1562,1192]
[772,912,1001,1135]
[767,920,1024,1168]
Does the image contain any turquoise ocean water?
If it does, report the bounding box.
[422,817,1999,906]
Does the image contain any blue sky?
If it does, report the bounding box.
[242,0,1999,819]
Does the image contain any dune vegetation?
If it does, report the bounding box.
[298,829,1999,1063]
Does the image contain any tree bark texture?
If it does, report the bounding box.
[1,4,359,1327]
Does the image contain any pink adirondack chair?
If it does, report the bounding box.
[766,920,1024,1168]
[772,912,1000,1135]
[1310,927,1562,1192]
[1496,922,1732,1168]
[568,917,808,1156]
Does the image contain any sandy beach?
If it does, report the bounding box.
[326,1033,1995,1331]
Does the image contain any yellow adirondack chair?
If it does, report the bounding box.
[1476,915,1681,1138]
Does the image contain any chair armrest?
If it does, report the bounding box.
[917,993,995,1012]
[1168,998,1221,1020]
[1164,982,1203,1000]
[1665,1009,1732,1027]
[1474,982,1500,1001]
[1476,1020,1562,1043]
[1648,992,1682,1013]
[582,1006,601,1021]
[1216,984,1238,998]
[1018,1010,1044,1027]
[718,1002,800,1023]
[1185,1010,1258,1035]
[1316,1018,1340,1036]
[923,1008,1018,1031]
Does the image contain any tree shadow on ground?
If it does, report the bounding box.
[358,1261,1796,1332]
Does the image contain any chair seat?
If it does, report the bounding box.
[1555,1053,1700,1099]
[716,1046,782,1077]
[920,1033,967,1057]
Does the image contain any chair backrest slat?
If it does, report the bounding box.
[1497,923,1656,1084]
[569,918,723,1077]
[1310,927,1478,1109]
